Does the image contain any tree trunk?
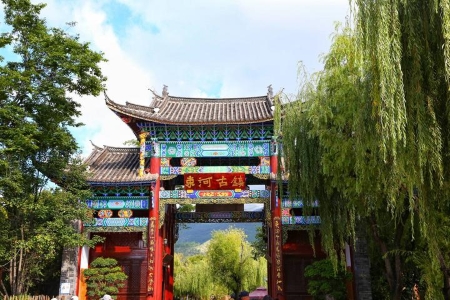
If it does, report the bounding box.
[438,253,450,300]
[369,214,406,300]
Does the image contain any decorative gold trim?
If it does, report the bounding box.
[160,175,177,181]
[139,132,149,177]
[148,217,156,294]
[273,216,284,293]
[253,173,270,180]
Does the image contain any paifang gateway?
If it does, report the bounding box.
[58,85,373,300]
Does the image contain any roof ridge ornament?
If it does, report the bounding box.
[267,84,273,99]
[148,86,164,112]
[148,88,160,99]
[267,84,275,111]
[151,85,168,113]
[90,140,103,150]
[162,84,169,98]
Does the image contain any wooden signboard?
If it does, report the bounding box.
[184,173,246,190]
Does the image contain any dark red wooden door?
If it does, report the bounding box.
[283,255,315,300]
[89,232,148,300]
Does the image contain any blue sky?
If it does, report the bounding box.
[1,0,350,155]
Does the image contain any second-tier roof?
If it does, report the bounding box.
[84,143,157,184]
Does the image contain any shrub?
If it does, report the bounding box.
[83,257,128,300]
[304,259,352,300]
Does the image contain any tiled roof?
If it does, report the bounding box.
[84,144,157,183]
[105,87,275,125]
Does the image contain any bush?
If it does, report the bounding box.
[83,257,128,300]
[304,259,352,300]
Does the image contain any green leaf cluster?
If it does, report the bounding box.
[174,253,224,299]
[174,227,267,300]
[83,257,128,300]
[304,259,352,300]
[207,227,265,298]
[282,0,450,298]
[0,0,106,296]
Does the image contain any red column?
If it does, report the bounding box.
[164,211,174,300]
[147,148,163,300]
[269,138,285,300]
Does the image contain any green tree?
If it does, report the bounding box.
[0,0,106,295]
[83,257,128,300]
[282,0,450,298]
[206,227,265,298]
[174,253,224,300]
[251,226,267,259]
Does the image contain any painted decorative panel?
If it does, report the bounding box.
[281,208,291,216]
[98,210,113,218]
[159,141,271,157]
[159,189,270,199]
[84,218,149,227]
[184,173,245,190]
[281,216,321,225]
[118,209,133,218]
[87,197,149,210]
[281,200,304,208]
[160,165,270,175]
[281,199,319,208]
[260,156,270,166]
[160,158,171,167]
[175,211,265,223]
[180,157,197,166]
[144,141,152,158]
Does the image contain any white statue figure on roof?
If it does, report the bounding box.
[267,84,273,98]
[162,84,169,97]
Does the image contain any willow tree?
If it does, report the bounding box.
[282,0,450,299]
[207,227,266,298]
[174,253,224,299]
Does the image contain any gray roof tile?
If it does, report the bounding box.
[105,91,274,125]
[84,144,157,183]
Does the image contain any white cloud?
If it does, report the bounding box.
[33,0,349,155]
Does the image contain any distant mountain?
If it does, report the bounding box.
[175,222,261,245]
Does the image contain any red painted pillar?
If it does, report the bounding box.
[164,211,174,300]
[147,139,164,300]
[269,138,285,300]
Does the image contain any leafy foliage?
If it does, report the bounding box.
[174,253,224,299]
[304,259,351,300]
[0,0,106,295]
[282,0,450,298]
[174,227,267,299]
[83,257,128,300]
[207,227,266,298]
[251,226,267,259]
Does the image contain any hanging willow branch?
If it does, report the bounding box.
[283,1,450,297]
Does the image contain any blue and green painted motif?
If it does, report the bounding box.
[281,199,319,208]
[87,196,149,210]
[281,216,321,225]
[160,165,270,175]
[159,189,270,199]
[84,217,149,227]
[157,141,271,158]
